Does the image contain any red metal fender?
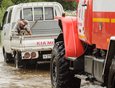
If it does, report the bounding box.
[76,0,79,2]
[60,17,84,58]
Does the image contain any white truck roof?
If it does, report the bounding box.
[6,2,64,22]
[7,2,63,9]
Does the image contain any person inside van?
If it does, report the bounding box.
[15,19,32,35]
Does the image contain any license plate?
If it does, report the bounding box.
[43,54,51,59]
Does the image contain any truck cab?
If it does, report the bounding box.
[1,2,64,68]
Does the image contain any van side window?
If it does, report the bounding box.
[20,10,22,19]
[8,10,12,23]
[23,8,33,21]
[45,7,54,20]
[2,11,8,26]
[34,7,43,21]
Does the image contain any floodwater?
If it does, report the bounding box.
[0,47,106,88]
[0,48,51,88]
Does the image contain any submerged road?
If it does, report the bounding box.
[0,48,51,88]
[0,48,106,88]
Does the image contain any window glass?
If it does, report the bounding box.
[2,11,8,25]
[20,10,22,19]
[23,8,33,21]
[8,10,12,23]
[45,7,54,20]
[22,7,54,21]
[93,0,115,12]
[34,7,43,21]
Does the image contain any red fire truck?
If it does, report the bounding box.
[50,0,115,88]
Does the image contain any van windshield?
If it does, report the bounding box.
[22,7,54,21]
[93,0,115,12]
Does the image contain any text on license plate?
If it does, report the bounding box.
[43,54,51,59]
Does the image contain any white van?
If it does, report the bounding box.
[0,2,64,68]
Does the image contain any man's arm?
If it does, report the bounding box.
[25,25,32,35]
[27,29,32,35]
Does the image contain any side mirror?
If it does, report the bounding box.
[62,13,66,17]
[0,23,2,30]
[0,23,3,30]
[0,23,1,30]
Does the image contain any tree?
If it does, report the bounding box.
[11,0,47,4]
[11,0,28,4]
[49,0,76,10]
[0,0,3,7]
[0,0,13,22]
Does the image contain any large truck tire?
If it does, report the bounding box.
[107,59,115,88]
[3,48,12,63]
[50,41,81,88]
[15,51,23,69]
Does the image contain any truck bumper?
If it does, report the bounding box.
[11,47,52,52]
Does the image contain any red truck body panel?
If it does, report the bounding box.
[58,0,115,58]
[92,12,115,50]
[61,17,84,57]
[84,0,92,44]
[77,0,115,50]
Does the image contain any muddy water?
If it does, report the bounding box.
[0,48,106,88]
[0,49,51,88]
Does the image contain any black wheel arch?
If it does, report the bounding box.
[55,33,64,44]
[54,18,64,44]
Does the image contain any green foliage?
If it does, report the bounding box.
[49,0,76,10]
[1,0,13,9]
[0,0,13,22]
[11,0,47,4]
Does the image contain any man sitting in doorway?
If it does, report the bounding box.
[15,19,32,35]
